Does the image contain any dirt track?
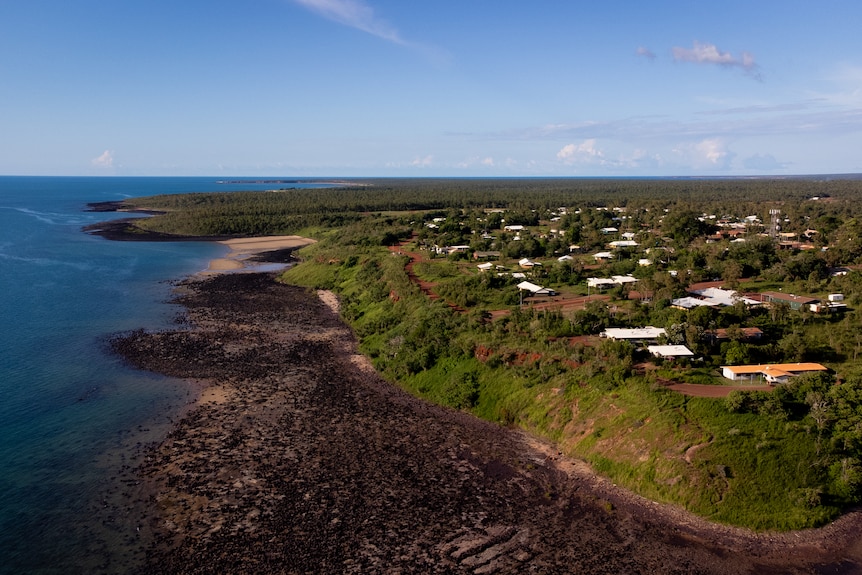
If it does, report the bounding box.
[113,273,862,574]
[667,383,774,398]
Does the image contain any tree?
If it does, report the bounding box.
[779,332,808,362]
[769,301,791,325]
[807,390,832,453]
[723,340,751,365]
[662,209,716,248]
[722,260,743,288]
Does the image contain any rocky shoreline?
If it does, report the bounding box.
[113,272,862,574]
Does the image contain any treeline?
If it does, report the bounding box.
[116,177,862,238]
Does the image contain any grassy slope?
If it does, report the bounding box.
[113,183,862,531]
[280,243,840,531]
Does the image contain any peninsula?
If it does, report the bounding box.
[94,177,862,572]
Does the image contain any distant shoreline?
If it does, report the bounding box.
[216,179,371,187]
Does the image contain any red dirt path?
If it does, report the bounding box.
[389,243,773,400]
[388,241,608,315]
[666,383,773,398]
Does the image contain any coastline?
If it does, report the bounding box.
[112,270,862,574]
[205,235,317,272]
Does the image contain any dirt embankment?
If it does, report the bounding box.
[114,273,862,574]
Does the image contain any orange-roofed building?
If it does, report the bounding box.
[721,363,828,384]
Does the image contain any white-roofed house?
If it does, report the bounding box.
[517,281,556,297]
[608,240,639,249]
[601,326,667,343]
[647,345,695,359]
[671,297,716,310]
[587,277,617,289]
[593,251,614,261]
[689,287,760,307]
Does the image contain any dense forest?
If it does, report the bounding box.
[111,176,862,530]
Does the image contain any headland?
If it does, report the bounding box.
[111,271,862,574]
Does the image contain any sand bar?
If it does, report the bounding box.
[206,235,316,272]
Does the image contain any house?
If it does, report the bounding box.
[608,240,639,248]
[519,257,542,269]
[705,327,763,342]
[688,287,760,307]
[810,295,848,313]
[473,251,501,260]
[557,254,574,262]
[587,278,618,290]
[434,245,470,255]
[477,262,494,272]
[648,345,694,359]
[516,281,556,296]
[601,326,667,343]
[504,225,525,232]
[721,363,828,384]
[672,297,716,310]
[760,291,819,311]
[593,251,614,261]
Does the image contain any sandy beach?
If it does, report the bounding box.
[205,235,317,272]
[108,271,862,574]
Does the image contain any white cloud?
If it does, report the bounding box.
[636,46,656,61]
[492,100,862,145]
[292,0,404,44]
[557,139,604,164]
[291,0,451,65]
[672,41,760,79]
[91,150,114,168]
[455,156,496,169]
[411,155,433,167]
[672,138,733,170]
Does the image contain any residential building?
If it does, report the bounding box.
[721,363,828,384]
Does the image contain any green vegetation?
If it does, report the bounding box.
[115,176,862,530]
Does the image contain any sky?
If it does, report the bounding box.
[2,0,862,177]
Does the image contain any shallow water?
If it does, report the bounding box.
[0,176,319,574]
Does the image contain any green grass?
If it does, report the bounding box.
[277,231,849,532]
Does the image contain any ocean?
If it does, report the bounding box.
[0,176,327,574]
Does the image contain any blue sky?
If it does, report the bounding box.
[2,1,862,177]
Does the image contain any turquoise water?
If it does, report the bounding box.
[0,177,322,574]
